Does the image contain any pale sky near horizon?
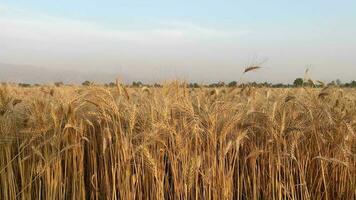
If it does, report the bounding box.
[0,0,355,83]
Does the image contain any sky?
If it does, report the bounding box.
[0,0,355,83]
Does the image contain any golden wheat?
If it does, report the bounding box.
[0,83,355,199]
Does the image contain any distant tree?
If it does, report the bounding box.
[250,82,258,87]
[54,82,64,87]
[261,82,272,87]
[272,83,286,88]
[82,80,91,86]
[293,78,304,87]
[328,80,336,86]
[336,79,342,86]
[132,81,143,87]
[350,81,356,87]
[208,83,217,88]
[108,82,116,87]
[188,83,199,88]
[19,83,31,87]
[208,82,223,87]
[228,81,237,87]
[218,81,225,87]
[154,83,162,88]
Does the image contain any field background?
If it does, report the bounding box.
[0,83,355,199]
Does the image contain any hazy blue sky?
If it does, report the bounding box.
[0,0,355,83]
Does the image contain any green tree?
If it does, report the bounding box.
[328,81,336,86]
[217,81,225,87]
[132,81,143,87]
[153,83,162,88]
[82,80,91,86]
[227,81,237,87]
[19,83,31,87]
[54,82,64,87]
[188,83,199,88]
[293,78,303,87]
[351,81,356,87]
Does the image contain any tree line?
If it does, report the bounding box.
[7,78,356,88]
[102,79,356,88]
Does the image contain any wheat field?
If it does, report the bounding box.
[0,82,355,199]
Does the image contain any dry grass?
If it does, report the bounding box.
[0,83,355,199]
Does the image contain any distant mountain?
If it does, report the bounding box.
[0,63,131,84]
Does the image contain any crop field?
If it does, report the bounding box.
[0,83,355,199]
